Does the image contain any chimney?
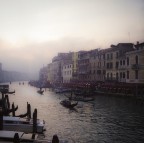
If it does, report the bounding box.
[136,41,139,45]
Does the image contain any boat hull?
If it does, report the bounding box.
[3,116,45,133]
[3,124,44,133]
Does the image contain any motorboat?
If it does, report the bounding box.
[0,130,39,143]
[2,114,46,134]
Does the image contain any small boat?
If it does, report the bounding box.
[64,93,94,102]
[55,87,71,94]
[60,99,78,109]
[72,96,95,102]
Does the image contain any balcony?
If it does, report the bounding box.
[78,71,89,75]
[118,66,126,70]
[131,64,140,70]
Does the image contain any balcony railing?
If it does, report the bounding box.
[78,71,89,74]
[131,64,140,70]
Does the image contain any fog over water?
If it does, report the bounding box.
[0,0,144,78]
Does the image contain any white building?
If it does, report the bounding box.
[62,63,73,83]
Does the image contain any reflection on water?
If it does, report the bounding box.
[6,82,144,143]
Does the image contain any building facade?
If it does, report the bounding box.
[126,42,144,83]
[46,42,144,84]
[62,63,73,83]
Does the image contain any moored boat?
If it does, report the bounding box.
[2,116,46,134]
[0,130,71,143]
[0,130,39,143]
[72,96,95,102]
[0,109,46,134]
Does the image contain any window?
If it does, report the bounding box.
[111,73,113,79]
[116,52,118,58]
[123,60,125,65]
[120,72,122,78]
[116,73,119,79]
[110,62,113,68]
[107,73,109,78]
[127,57,129,65]
[111,53,113,59]
[107,54,109,60]
[103,54,105,60]
[135,70,138,79]
[107,63,109,68]
[116,62,119,68]
[127,71,129,79]
[135,55,138,64]
[104,61,105,66]
[120,60,122,66]
[123,72,125,78]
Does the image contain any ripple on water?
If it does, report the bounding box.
[6,82,144,143]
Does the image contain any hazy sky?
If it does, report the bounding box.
[0,0,144,78]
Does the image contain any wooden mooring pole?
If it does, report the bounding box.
[0,108,3,130]
[12,102,15,116]
[32,108,37,139]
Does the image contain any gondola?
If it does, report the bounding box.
[60,99,78,109]
[37,90,44,94]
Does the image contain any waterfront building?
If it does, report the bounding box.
[47,52,73,84]
[105,47,117,81]
[116,43,134,83]
[39,66,48,84]
[89,49,105,82]
[99,49,106,81]
[71,52,79,82]
[126,42,144,83]
[62,63,73,83]
[46,41,144,85]
[105,43,134,82]
[47,60,61,84]
[77,51,90,81]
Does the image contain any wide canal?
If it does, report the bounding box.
[6,81,144,143]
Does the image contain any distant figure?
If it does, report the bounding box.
[52,134,59,143]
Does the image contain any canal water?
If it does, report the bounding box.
[6,82,144,143]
